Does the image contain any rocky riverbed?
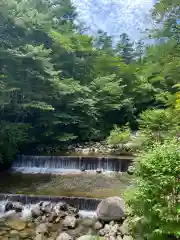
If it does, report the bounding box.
[0,197,134,240]
[0,172,132,198]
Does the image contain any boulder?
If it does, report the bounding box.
[19,229,35,239]
[63,215,76,228]
[40,202,52,214]
[56,232,72,240]
[108,223,119,236]
[12,201,24,212]
[35,223,48,235]
[96,168,102,173]
[6,219,26,231]
[127,166,134,175]
[31,205,41,218]
[48,211,57,222]
[96,197,125,221]
[5,202,13,212]
[9,230,19,237]
[35,234,45,240]
[99,224,110,236]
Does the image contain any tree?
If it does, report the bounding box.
[116,33,134,64]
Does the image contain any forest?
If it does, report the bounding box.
[0,0,179,161]
[1,0,179,164]
[0,0,179,239]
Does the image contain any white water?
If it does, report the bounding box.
[0,201,96,220]
[11,155,131,174]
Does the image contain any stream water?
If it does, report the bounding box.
[12,155,133,174]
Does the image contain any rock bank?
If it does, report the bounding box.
[0,197,133,240]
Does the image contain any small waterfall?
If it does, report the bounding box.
[12,155,133,174]
[0,194,101,211]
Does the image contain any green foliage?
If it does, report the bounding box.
[0,0,180,166]
[126,140,180,240]
[107,125,131,147]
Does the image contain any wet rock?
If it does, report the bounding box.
[99,224,110,236]
[123,236,133,240]
[31,205,41,218]
[6,219,26,231]
[56,232,72,240]
[67,205,78,215]
[9,230,19,237]
[63,215,76,228]
[127,166,134,175]
[19,229,35,238]
[117,236,123,240]
[5,202,13,212]
[12,201,24,212]
[41,202,52,214]
[108,223,118,236]
[1,237,9,240]
[58,211,67,218]
[94,221,103,230]
[35,223,48,235]
[58,202,68,212]
[96,168,102,173]
[48,211,57,222]
[35,234,45,240]
[96,197,125,221]
[0,230,7,236]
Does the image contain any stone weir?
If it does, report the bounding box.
[0,193,101,211]
[12,155,133,174]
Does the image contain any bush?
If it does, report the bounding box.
[125,139,180,240]
[107,125,131,148]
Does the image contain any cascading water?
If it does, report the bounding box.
[12,155,133,174]
[0,194,101,219]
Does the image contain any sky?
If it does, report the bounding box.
[72,0,156,41]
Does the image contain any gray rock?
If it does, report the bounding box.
[40,202,52,214]
[35,234,44,240]
[5,202,13,212]
[109,223,118,236]
[63,215,76,229]
[35,223,48,235]
[123,236,133,240]
[99,224,110,236]
[56,232,72,240]
[48,211,57,222]
[13,201,24,212]
[127,166,135,175]
[117,236,123,240]
[96,168,102,173]
[9,230,19,237]
[31,205,41,218]
[96,197,125,221]
[94,221,103,230]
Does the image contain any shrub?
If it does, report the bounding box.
[125,139,180,240]
[107,125,131,148]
